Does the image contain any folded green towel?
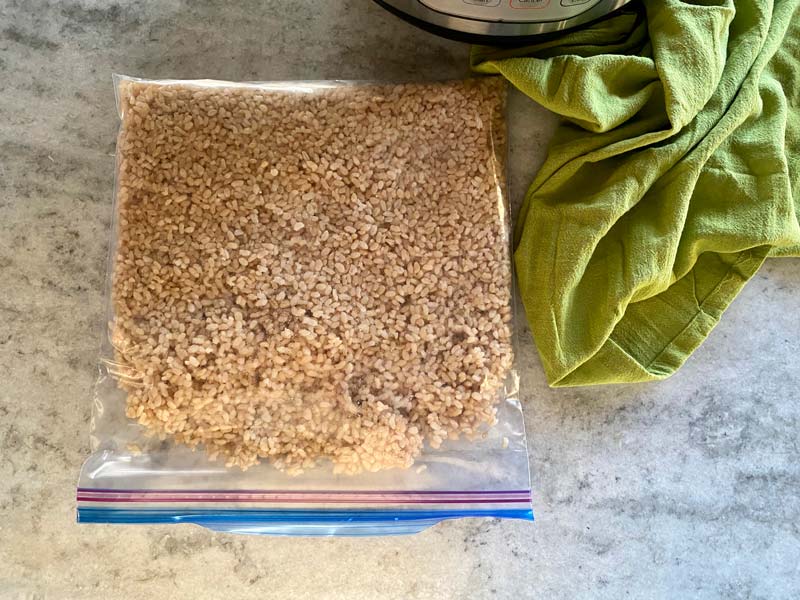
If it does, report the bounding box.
[472,0,800,386]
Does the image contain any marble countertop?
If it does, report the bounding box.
[1,1,798,598]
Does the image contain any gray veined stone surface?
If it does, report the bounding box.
[1,1,798,598]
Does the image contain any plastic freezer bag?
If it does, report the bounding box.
[76,75,533,536]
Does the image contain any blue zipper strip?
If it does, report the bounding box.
[78,506,533,535]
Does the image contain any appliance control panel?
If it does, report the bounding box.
[418,0,602,22]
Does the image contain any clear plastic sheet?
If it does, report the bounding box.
[76,75,532,535]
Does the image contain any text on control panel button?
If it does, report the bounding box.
[510,0,550,8]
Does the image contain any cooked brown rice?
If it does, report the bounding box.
[111,78,512,474]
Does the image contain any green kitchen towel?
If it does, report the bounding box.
[472,0,800,386]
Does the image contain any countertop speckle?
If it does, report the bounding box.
[1,1,799,598]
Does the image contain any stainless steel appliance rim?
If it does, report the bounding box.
[375,0,635,40]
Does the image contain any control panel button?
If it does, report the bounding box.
[510,0,550,8]
[464,0,501,6]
